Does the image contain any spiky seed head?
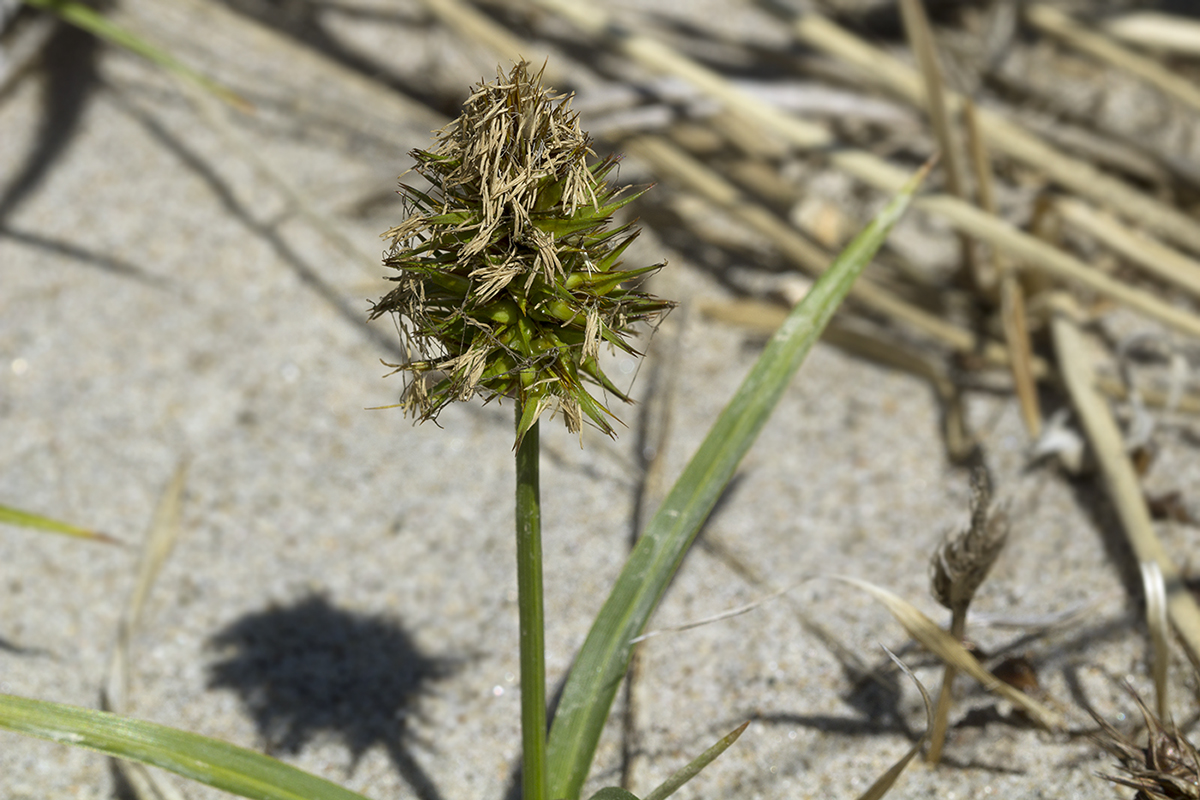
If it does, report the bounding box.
[1093,689,1200,799]
[371,62,673,447]
[930,470,1009,616]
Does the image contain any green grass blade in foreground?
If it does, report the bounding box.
[0,503,120,544]
[545,166,929,800]
[23,0,253,113]
[643,721,748,800]
[0,694,373,800]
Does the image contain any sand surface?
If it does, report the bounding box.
[3,2,1199,798]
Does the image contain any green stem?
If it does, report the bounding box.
[515,413,547,800]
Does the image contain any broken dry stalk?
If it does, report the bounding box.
[964,99,1042,439]
[926,471,1009,764]
[898,0,979,292]
[1054,198,1200,302]
[1049,293,1200,668]
[1025,4,1200,114]
[777,8,1200,255]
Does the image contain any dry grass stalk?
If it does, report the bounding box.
[698,298,975,460]
[898,0,977,292]
[833,576,1064,730]
[1049,294,1200,668]
[777,8,1200,256]
[1142,560,1171,721]
[857,650,935,800]
[911,190,1200,340]
[530,0,829,148]
[415,0,560,83]
[964,99,1042,439]
[621,134,1005,361]
[926,471,1009,764]
[1055,198,1200,302]
[1025,4,1200,115]
[1095,374,1200,416]
[1093,689,1200,800]
[1103,11,1200,57]
[534,0,1200,339]
[709,110,789,160]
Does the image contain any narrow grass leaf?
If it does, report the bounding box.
[856,649,932,800]
[545,165,930,800]
[23,0,253,112]
[0,503,120,544]
[0,694,373,800]
[643,721,748,800]
[830,576,1064,730]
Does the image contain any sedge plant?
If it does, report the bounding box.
[369,61,674,800]
[0,60,929,800]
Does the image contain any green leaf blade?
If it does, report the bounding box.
[643,721,748,800]
[23,0,252,112]
[545,169,926,800]
[0,503,120,544]
[0,694,374,800]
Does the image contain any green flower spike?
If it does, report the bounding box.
[371,62,673,446]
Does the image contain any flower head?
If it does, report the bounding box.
[1093,689,1200,799]
[371,62,672,446]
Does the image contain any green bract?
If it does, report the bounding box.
[371,62,672,446]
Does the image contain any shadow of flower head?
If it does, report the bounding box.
[206,593,455,769]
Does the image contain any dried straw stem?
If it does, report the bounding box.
[530,0,1200,339]
[1055,198,1200,302]
[1103,11,1200,57]
[1026,4,1200,114]
[621,134,998,359]
[844,154,1200,339]
[779,9,1200,256]
[1049,294,1200,668]
[898,0,980,294]
[964,100,1042,438]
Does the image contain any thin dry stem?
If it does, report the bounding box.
[1026,4,1200,115]
[1055,198,1200,302]
[964,99,1042,438]
[1049,294,1200,668]
[780,8,1200,256]
[898,0,978,292]
[1103,11,1200,56]
[535,0,1200,339]
[621,134,996,358]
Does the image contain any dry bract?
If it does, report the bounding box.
[1093,691,1200,800]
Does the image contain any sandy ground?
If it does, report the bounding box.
[3,2,1200,799]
